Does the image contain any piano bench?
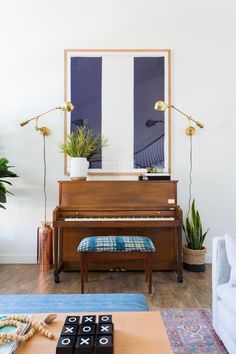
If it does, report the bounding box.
[77,236,155,294]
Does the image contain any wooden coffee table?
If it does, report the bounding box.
[11,311,173,353]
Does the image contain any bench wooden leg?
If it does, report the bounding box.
[147,253,153,294]
[85,256,88,283]
[145,255,149,282]
[80,249,153,294]
[80,253,87,294]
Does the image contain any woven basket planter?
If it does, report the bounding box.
[183,245,206,272]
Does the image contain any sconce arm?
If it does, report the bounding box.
[19,103,74,136]
[171,105,204,129]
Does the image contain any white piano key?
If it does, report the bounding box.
[64,216,175,222]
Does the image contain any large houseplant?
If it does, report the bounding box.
[60,121,107,180]
[183,199,209,272]
[0,157,18,209]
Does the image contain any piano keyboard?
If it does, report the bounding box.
[64,216,175,222]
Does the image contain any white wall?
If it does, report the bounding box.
[0,0,236,263]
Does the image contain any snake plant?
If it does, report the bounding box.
[183,199,208,250]
[0,157,18,209]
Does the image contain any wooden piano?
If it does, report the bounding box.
[52,180,183,283]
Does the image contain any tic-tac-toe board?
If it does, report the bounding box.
[56,314,113,354]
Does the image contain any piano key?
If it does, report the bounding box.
[64,216,175,221]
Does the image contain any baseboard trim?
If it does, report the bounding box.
[206,253,212,263]
[0,254,37,264]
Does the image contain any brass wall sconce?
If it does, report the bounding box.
[154,100,204,135]
[20,102,74,136]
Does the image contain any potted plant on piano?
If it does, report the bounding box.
[60,120,107,180]
[183,199,209,272]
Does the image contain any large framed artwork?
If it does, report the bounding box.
[64,49,171,176]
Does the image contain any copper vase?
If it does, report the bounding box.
[38,221,53,271]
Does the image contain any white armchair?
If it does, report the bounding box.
[212,236,236,354]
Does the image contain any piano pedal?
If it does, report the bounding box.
[115,266,126,272]
[109,266,126,272]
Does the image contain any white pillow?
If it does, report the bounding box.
[225,233,236,286]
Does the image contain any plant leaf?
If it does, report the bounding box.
[183,199,208,249]
[0,157,18,210]
[59,120,107,158]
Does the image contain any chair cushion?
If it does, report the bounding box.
[217,300,236,350]
[217,282,236,313]
[225,233,236,286]
[77,236,155,252]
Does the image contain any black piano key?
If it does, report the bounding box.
[56,335,76,354]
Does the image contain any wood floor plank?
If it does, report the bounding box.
[0,264,212,309]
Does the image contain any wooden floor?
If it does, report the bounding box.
[0,264,212,309]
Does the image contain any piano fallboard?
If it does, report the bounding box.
[55,219,181,228]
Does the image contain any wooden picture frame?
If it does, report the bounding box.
[64,49,171,176]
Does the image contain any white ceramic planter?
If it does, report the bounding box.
[70,157,89,180]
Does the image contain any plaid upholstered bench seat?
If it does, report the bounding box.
[77,236,155,294]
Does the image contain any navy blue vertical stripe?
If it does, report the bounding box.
[133,57,165,169]
[71,57,102,168]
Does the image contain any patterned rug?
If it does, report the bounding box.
[160,308,228,354]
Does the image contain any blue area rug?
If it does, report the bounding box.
[0,294,147,313]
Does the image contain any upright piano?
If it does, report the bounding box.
[52,180,183,283]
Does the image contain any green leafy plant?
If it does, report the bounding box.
[60,121,107,159]
[183,199,209,250]
[0,157,18,209]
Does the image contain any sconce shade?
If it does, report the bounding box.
[59,102,74,112]
[154,100,169,111]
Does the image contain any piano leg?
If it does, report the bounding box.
[53,226,60,283]
[176,227,183,282]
